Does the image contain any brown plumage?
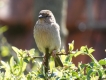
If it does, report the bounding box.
[34,10,63,67]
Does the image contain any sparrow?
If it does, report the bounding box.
[34,10,63,67]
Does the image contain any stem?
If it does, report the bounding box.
[88,54,100,66]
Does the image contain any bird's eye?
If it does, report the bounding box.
[46,15,51,18]
[45,15,48,17]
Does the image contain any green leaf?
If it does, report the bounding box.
[28,49,35,55]
[1,61,10,69]
[49,59,55,71]
[18,58,27,75]
[12,46,20,55]
[61,48,65,53]
[74,51,82,57]
[10,57,15,73]
[12,46,23,60]
[99,59,106,65]
[68,40,74,51]
[98,70,102,79]
[87,69,94,80]
[1,61,11,77]
[22,61,27,72]
[88,47,95,54]
[80,46,88,53]
[17,58,23,76]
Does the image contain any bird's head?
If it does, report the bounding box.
[38,10,56,23]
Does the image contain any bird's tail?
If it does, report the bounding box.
[54,55,63,67]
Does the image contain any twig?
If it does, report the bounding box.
[56,51,76,55]
[32,56,44,58]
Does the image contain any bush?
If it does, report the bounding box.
[0,41,106,80]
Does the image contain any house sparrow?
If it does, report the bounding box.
[34,10,63,67]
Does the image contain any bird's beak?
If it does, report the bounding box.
[38,14,44,19]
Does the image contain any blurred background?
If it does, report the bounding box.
[0,0,106,66]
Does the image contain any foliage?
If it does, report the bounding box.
[0,41,106,80]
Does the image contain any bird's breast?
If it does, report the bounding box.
[34,23,60,53]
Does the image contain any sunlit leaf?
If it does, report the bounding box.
[99,59,106,65]
[10,57,15,73]
[80,46,88,53]
[12,46,20,55]
[49,59,55,71]
[88,47,95,54]
[61,48,65,53]
[74,51,82,57]
[12,46,23,60]
[68,40,74,51]
[1,61,10,69]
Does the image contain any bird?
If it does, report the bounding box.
[34,10,63,69]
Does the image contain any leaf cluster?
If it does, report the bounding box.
[0,41,106,80]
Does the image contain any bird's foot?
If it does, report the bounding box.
[51,50,57,58]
